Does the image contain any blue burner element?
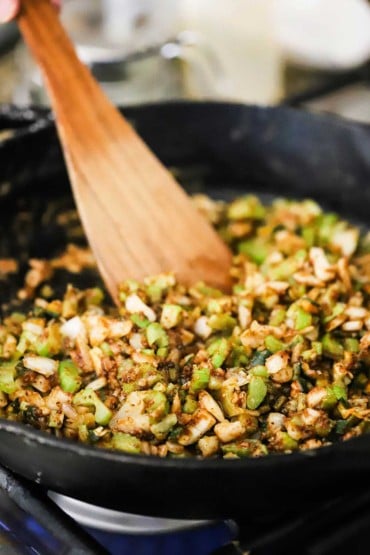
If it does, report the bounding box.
[87,521,235,555]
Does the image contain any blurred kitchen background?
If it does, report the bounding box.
[0,0,369,122]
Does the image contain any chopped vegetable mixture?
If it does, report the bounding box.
[1,195,370,459]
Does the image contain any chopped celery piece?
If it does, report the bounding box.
[73,388,112,425]
[294,307,312,330]
[196,284,223,298]
[269,309,286,326]
[301,226,315,247]
[238,238,269,264]
[86,287,104,306]
[160,304,182,329]
[251,365,268,377]
[101,342,114,356]
[220,382,246,417]
[227,195,265,221]
[331,384,347,401]
[0,362,17,394]
[146,323,168,349]
[317,213,338,244]
[247,376,267,409]
[344,338,359,353]
[269,257,300,280]
[146,284,163,303]
[58,360,82,394]
[190,367,210,393]
[35,341,50,357]
[207,338,229,368]
[157,347,168,358]
[323,303,345,324]
[208,314,236,332]
[130,314,150,328]
[222,439,268,457]
[112,433,141,454]
[144,390,168,418]
[183,395,198,414]
[322,334,344,359]
[276,431,298,451]
[264,335,285,353]
[151,414,177,439]
[321,388,337,410]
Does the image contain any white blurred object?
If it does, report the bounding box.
[273,0,370,69]
[183,0,283,103]
[103,0,181,50]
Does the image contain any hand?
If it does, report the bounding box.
[0,0,61,23]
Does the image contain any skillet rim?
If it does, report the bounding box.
[0,416,366,470]
[1,101,370,509]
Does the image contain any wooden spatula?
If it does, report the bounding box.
[17,0,232,303]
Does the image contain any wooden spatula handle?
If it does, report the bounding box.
[18,0,110,121]
[17,0,232,301]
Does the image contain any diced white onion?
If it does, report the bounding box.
[60,316,85,340]
[23,355,58,377]
[125,294,156,322]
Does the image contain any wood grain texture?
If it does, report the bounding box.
[17,0,232,303]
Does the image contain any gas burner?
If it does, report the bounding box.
[48,491,217,534]
[1,462,370,554]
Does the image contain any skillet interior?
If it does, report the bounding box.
[0,101,370,520]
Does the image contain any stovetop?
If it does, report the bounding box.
[1,462,370,555]
[1,10,370,555]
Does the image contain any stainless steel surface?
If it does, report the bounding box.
[48,491,215,534]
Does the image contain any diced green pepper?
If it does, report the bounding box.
[247,376,267,409]
[58,360,82,394]
[73,388,112,425]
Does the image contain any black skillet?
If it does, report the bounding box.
[0,101,370,522]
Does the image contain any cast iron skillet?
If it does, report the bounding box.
[0,101,370,521]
